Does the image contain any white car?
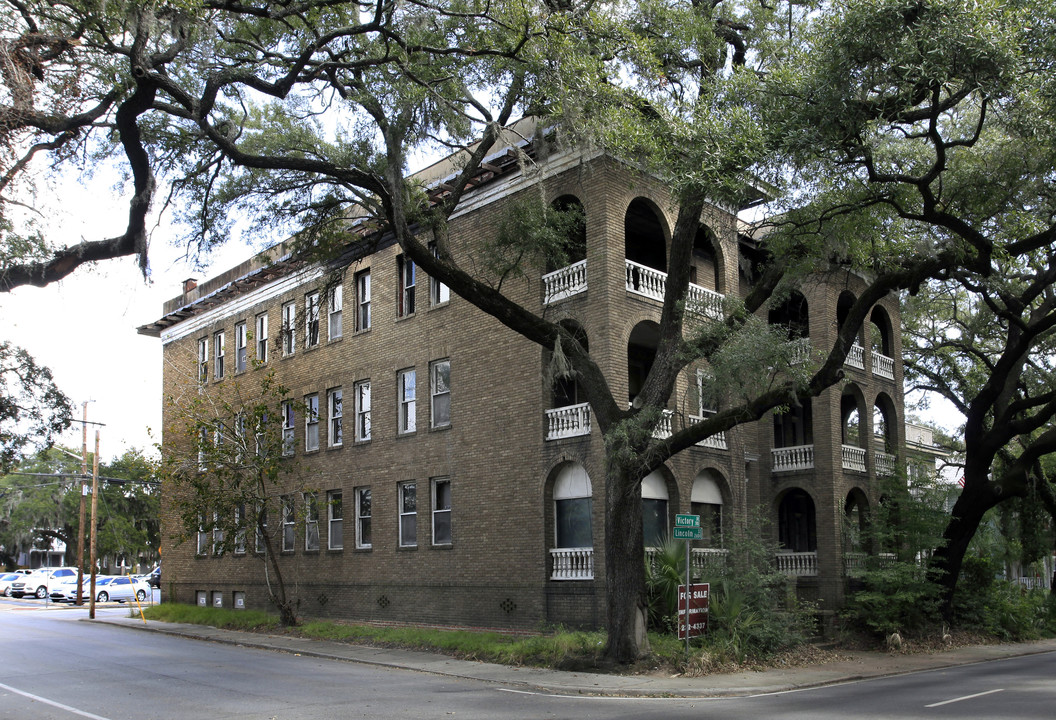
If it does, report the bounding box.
[48,575,95,603]
[9,567,80,599]
[94,576,150,603]
[0,572,24,597]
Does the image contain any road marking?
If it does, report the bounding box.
[925,688,1004,707]
[0,681,114,720]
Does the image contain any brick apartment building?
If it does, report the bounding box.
[140,125,905,629]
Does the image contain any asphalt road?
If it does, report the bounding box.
[1,604,1054,719]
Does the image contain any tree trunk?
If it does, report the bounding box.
[930,481,1003,619]
[604,463,649,663]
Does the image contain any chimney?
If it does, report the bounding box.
[183,278,198,294]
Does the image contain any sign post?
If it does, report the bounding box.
[673,514,704,657]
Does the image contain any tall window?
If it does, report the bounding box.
[281,495,295,551]
[214,331,225,379]
[356,487,372,549]
[304,492,319,551]
[234,411,246,461]
[398,369,416,434]
[432,477,451,545]
[281,302,296,356]
[554,464,592,549]
[328,284,343,340]
[328,388,343,447]
[281,401,295,456]
[354,380,371,441]
[397,255,416,317]
[398,481,417,547]
[327,490,343,550]
[305,291,320,348]
[235,322,247,372]
[305,393,319,451]
[355,269,371,331]
[641,471,669,549]
[255,312,269,363]
[196,514,209,555]
[255,504,267,554]
[430,359,451,428]
[212,510,224,555]
[198,337,208,383]
[429,241,450,306]
[234,503,246,554]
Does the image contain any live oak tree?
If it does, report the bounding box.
[0,340,71,472]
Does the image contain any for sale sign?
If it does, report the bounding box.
[677,583,710,639]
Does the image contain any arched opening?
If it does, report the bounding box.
[841,389,864,447]
[624,198,667,273]
[844,489,869,553]
[553,463,593,549]
[546,195,587,272]
[873,393,898,477]
[870,306,893,356]
[628,321,660,403]
[691,225,722,293]
[778,488,817,552]
[773,399,813,448]
[692,469,725,548]
[769,290,810,340]
[641,470,669,548]
[552,322,589,408]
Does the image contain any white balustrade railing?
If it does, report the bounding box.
[542,260,588,304]
[874,451,896,477]
[790,337,812,365]
[545,403,591,440]
[551,547,594,580]
[846,344,865,370]
[842,444,867,472]
[843,551,867,573]
[772,444,815,472]
[625,260,724,319]
[693,548,729,573]
[775,551,818,577]
[653,409,674,439]
[872,351,895,380]
[689,415,728,450]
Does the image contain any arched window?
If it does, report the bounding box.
[641,471,669,548]
[778,488,817,552]
[692,470,725,547]
[554,464,593,549]
[624,198,667,273]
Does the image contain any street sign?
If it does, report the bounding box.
[674,513,700,528]
[672,526,703,540]
[677,582,710,639]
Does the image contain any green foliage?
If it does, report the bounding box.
[480,196,585,287]
[0,341,72,473]
[843,561,943,637]
[644,535,684,631]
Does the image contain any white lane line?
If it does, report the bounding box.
[0,681,114,720]
[925,688,1004,708]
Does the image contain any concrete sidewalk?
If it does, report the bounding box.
[93,615,1056,698]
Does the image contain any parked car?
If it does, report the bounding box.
[94,576,149,603]
[10,567,80,599]
[0,572,24,597]
[48,575,96,603]
[145,566,160,588]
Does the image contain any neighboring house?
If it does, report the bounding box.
[140,121,907,629]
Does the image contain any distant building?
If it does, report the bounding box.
[141,121,907,627]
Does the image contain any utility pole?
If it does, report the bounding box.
[89,430,99,620]
[76,402,88,606]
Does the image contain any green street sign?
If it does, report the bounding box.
[673,526,703,540]
[675,513,700,528]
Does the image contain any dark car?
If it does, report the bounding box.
[146,566,160,588]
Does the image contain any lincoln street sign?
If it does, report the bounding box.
[672,526,703,540]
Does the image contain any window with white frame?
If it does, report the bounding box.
[281,301,296,356]
[214,331,225,379]
[430,359,450,428]
[255,504,267,554]
[696,369,718,418]
[327,490,343,550]
[328,388,343,447]
[256,312,269,363]
[235,322,248,372]
[305,291,320,348]
[398,481,417,547]
[234,503,246,554]
[354,380,371,441]
[432,477,451,545]
[305,393,319,451]
[328,284,343,340]
[554,463,593,549]
[355,487,372,549]
[234,412,246,461]
[212,510,224,555]
[198,337,208,383]
[429,241,450,306]
[397,255,415,317]
[197,514,209,555]
[197,426,208,470]
[304,492,320,551]
[281,401,295,456]
[355,269,371,331]
[397,368,416,434]
[281,495,295,551]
